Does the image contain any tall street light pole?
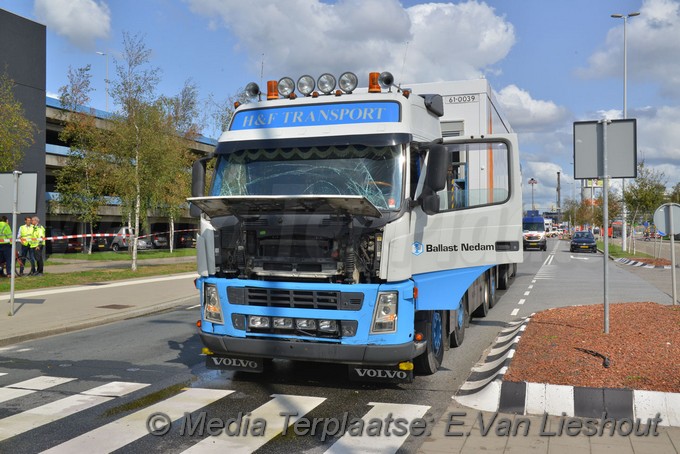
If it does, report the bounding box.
[96,51,109,112]
[528,178,538,211]
[611,11,640,252]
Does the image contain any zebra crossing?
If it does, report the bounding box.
[0,372,432,453]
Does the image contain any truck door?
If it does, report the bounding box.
[402,135,523,310]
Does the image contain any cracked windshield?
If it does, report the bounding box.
[211,144,404,210]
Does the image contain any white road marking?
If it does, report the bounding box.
[7,375,76,390]
[324,402,431,454]
[0,385,146,442]
[43,388,233,453]
[186,304,201,310]
[0,376,77,405]
[528,285,533,289]
[518,299,525,305]
[183,394,326,453]
[523,291,530,296]
[511,308,519,316]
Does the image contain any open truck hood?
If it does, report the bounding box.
[187,195,382,218]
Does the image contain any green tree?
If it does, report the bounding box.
[624,160,667,230]
[594,188,622,229]
[668,182,680,204]
[55,65,110,253]
[107,32,162,270]
[156,80,200,252]
[0,70,36,171]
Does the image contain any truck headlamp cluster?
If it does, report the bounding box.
[371,291,398,333]
[263,72,361,99]
[203,284,224,324]
[237,315,357,337]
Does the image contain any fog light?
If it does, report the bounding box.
[248,316,270,328]
[341,321,358,337]
[201,347,213,355]
[318,320,338,332]
[232,314,246,330]
[296,319,317,330]
[273,317,294,329]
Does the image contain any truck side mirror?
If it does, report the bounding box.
[419,144,448,214]
[190,154,214,218]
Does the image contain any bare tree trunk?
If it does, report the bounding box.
[169,216,175,253]
[131,125,140,271]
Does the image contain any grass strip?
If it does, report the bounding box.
[0,262,196,293]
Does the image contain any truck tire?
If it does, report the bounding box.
[472,274,490,317]
[498,265,510,290]
[415,310,445,375]
[112,243,119,252]
[450,297,468,347]
[488,270,497,308]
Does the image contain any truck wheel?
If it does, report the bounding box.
[450,298,467,347]
[498,265,510,290]
[112,243,119,252]
[415,310,445,375]
[472,275,490,317]
[488,270,497,308]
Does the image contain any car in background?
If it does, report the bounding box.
[570,231,597,253]
[176,232,196,248]
[149,234,168,249]
[110,227,152,252]
[46,228,82,255]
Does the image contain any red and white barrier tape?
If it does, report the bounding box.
[0,228,198,244]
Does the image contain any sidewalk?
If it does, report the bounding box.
[0,256,198,346]
[419,252,680,453]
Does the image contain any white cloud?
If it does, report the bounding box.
[187,0,514,83]
[34,0,110,51]
[496,85,570,133]
[579,0,680,99]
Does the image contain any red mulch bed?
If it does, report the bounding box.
[504,302,680,392]
[631,257,672,266]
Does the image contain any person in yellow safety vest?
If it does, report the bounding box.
[17,216,34,276]
[29,216,45,276]
[0,216,12,277]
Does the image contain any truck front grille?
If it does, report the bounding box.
[227,287,363,311]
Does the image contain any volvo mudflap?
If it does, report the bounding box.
[205,354,264,373]
[348,363,414,383]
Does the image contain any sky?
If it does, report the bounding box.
[1,0,679,213]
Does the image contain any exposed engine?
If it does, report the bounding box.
[213,215,384,284]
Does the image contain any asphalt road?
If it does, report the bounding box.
[0,238,672,453]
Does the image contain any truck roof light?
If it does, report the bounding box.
[378,71,394,89]
[317,73,336,94]
[339,72,358,93]
[368,72,381,93]
[245,82,261,100]
[266,80,278,100]
[334,89,342,96]
[233,101,241,108]
[278,77,295,97]
[297,75,315,95]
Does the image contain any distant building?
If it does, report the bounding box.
[1,8,214,247]
[0,8,46,221]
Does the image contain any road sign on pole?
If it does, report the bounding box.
[653,203,680,306]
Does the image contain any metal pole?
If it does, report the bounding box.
[669,208,677,306]
[9,170,21,316]
[622,16,628,253]
[602,120,610,333]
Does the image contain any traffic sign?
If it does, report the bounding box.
[653,203,680,235]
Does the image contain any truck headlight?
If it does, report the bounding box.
[203,284,223,324]
[371,292,398,333]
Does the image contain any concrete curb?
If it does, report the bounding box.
[454,317,680,427]
[0,294,197,347]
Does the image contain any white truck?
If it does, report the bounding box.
[189,72,522,382]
